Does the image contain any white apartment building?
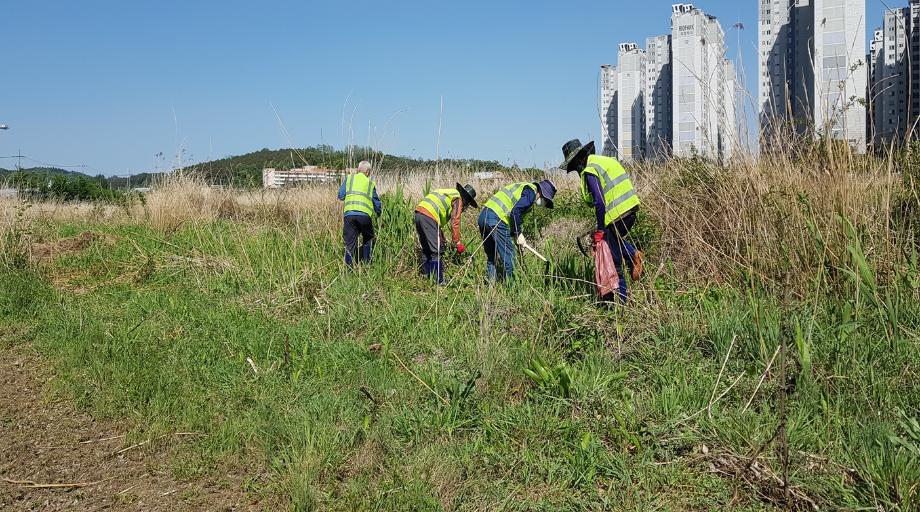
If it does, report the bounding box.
[869,28,883,92]
[812,0,867,151]
[758,0,867,151]
[671,3,729,158]
[617,43,646,161]
[874,8,910,145]
[262,167,341,188]
[721,59,739,159]
[596,4,735,162]
[600,64,619,157]
[868,28,884,142]
[910,0,920,121]
[759,0,795,134]
[645,34,673,159]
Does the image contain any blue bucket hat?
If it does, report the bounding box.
[536,179,557,209]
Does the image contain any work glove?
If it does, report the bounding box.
[456,242,466,254]
[516,233,527,246]
[593,230,605,243]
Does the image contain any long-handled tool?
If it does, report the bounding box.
[519,239,548,262]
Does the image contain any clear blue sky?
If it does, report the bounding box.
[0,0,885,175]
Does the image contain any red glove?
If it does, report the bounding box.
[593,230,605,243]
[456,242,466,254]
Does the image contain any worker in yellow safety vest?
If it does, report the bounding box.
[337,161,381,267]
[477,179,556,281]
[560,139,644,302]
[414,183,479,284]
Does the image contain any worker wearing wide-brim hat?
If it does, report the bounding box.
[560,139,644,302]
[477,179,556,282]
[414,183,479,284]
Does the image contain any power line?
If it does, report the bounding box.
[0,153,91,169]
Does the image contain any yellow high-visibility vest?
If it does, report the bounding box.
[485,182,537,226]
[417,188,460,225]
[343,172,376,217]
[580,155,640,225]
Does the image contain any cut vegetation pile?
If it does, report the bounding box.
[1,152,918,511]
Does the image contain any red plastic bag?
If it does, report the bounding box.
[594,240,620,298]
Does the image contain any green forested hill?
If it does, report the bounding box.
[0,167,87,180]
[3,146,523,191]
[184,146,516,186]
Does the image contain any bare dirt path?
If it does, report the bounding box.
[0,341,264,511]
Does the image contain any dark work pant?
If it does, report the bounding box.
[415,212,446,283]
[478,209,516,281]
[343,214,374,267]
[603,208,638,302]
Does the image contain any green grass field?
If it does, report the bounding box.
[2,160,919,510]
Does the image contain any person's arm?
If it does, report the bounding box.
[372,186,382,216]
[509,188,536,237]
[449,198,462,244]
[337,179,347,201]
[585,174,606,230]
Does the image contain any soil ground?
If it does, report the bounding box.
[0,341,263,511]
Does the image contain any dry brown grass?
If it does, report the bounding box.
[0,168,577,226]
[1,158,912,290]
[634,152,908,289]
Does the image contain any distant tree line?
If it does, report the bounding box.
[3,170,126,202]
[2,146,539,198]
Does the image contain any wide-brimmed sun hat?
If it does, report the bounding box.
[456,183,478,209]
[560,139,595,172]
[536,179,557,208]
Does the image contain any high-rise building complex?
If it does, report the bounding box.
[597,4,737,162]
[864,1,920,147]
[758,0,867,151]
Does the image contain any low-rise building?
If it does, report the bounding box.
[262,167,343,188]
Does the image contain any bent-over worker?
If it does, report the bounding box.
[415,183,479,284]
[477,179,556,281]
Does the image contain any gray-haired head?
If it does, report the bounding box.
[357,161,372,174]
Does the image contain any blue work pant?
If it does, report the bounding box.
[478,209,516,281]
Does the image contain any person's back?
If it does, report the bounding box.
[337,161,381,267]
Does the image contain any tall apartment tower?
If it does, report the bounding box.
[909,0,920,121]
[600,64,619,157]
[617,43,646,161]
[868,29,883,144]
[671,4,732,158]
[721,59,739,158]
[813,0,867,151]
[645,35,673,159]
[760,0,793,134]
[758,0,867,151]
[873,8,910,145]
